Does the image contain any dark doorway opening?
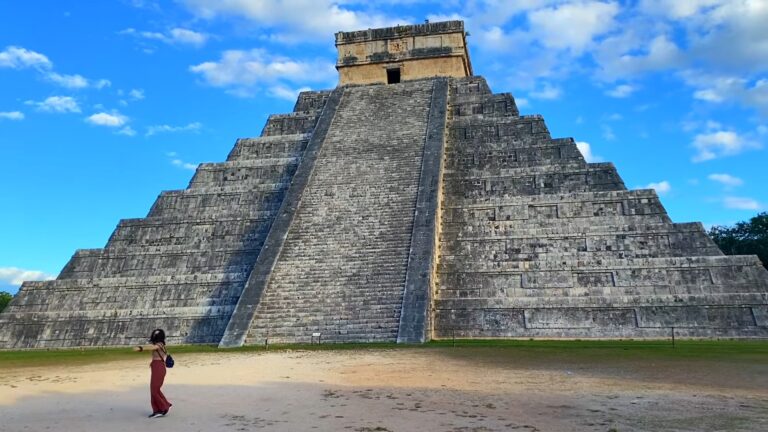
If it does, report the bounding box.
[387,68,401,84]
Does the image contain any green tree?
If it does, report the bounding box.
[708,212,768,270]
[0,291,12,313]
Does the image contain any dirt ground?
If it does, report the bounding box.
[1,347,767,432]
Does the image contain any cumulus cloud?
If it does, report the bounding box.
[190,48,335,97]
[179,0,401,41]
[606,84,636,98]
[643,180,671,195]
[1,45,109,90]
[46,72,89,89]
[691,130,760,162]
[597,34,684,80]
[0,111,24,120]
[129,88,145,100]
[0,267,54,286]
[576,141,603,163]
[684,72,768,117]
[528,1,620,53]
[86,112,128,127]
[27,96,81,113]
[528,82,562,100]
[166,152,198,170]
[268,85,311,101]
[146,122,202,136]
[723,196,762,211]
[120,27,209,46]
[171,159,198,170]
[639,0,723,19]
[0,46,52,69]
[707,173,743,188]
[117,126,137,137]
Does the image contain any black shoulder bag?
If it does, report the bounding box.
[158,344,175,368]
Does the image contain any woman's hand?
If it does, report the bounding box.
[133,346,144,352]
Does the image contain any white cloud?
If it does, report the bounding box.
[691,130,760,162]
[169,28,208,45]
[528,1,620,53]
[190,48,335,96]
[28,96,81,113]
[171,159,198,170]
[693,88,723,102]
[1,46,108,90]
[46,72,89,89]
[117,126,137,137]
[707,173,743,188]
[685,74,768,117]
[515,97,530,109]
[94,79,112,89]
[129,88,145,100]
[723,196,762,211]
[597,34,684,80]
[146,122,202,136]
[167,151,198,170]
[528,82,561,100]
[639,0,724,19]
[0,46,52,69]
[179,0,400,41]
[0,267,54,286]
[122,27,209,46]
[268,85,311,101]
[687,1,768,73]
[576,141,603,162]
[644,180,671,195]
[86,112,128,127]
[0,111,24,120]
[606,84,635,98]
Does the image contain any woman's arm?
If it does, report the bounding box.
[132,344,160,352]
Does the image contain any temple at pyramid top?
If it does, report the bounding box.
[335,20,473,85]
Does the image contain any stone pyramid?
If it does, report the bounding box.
[2,21,766,349]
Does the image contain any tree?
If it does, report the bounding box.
[708,212,768,270]
[0,291,12,313]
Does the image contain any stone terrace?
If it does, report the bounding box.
[0,91,331,348]
[434,77,768,339]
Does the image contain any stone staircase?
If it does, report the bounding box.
[0,91,332,348]
[434,77,768,339]
[244,80,437,344]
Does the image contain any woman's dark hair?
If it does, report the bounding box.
[149,328,166,344]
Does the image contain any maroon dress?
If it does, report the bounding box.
[149,344,172,413]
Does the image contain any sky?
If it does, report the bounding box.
[1,0,766,294]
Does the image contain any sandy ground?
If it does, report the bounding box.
[1,347,767,432]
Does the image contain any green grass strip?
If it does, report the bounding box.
[1,339,766,369]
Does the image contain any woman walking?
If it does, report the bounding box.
[133,329,173,418]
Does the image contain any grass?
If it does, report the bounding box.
[1,339,766,369]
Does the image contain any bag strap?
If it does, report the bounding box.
[154,343,167,360]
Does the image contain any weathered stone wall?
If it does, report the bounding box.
[433,77,768,339]
[338,56,469,86]
[243,80,438,344]
[0,91,332,348]
[336,20,471,85]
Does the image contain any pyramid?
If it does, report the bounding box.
[2,21,766,349]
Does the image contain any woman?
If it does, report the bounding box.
[133,328,173,418]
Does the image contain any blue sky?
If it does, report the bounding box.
[1,0,766,294]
